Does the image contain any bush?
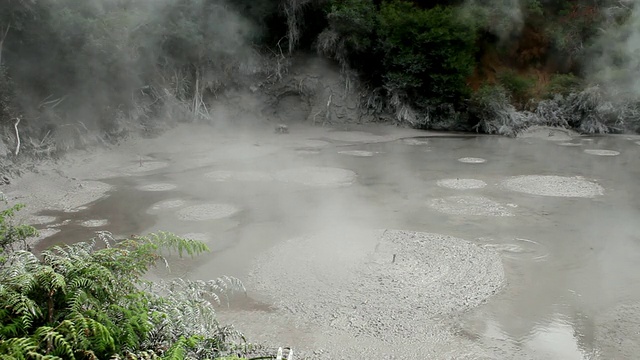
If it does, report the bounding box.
[377,2,478,107]
[496,70,535,106]
[545,73,582,97]
[317,0,377,68]
[0,202,254,359]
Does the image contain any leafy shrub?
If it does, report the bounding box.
[496,70,535,105]
[470,84,534,136]
[377,1,478,107]
[317,0,377,68]
[545,73,582,97]
[0,202,251,359]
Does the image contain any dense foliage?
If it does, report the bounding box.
[0,0,639,150]
[0,202,259,360]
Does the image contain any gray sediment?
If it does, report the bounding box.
[247,229,505,342]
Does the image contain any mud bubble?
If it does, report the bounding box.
[584,149,620,156]
[177,203,240,221]
[136,183,177,191]
[458,157,487,164]
[205,171,274,182]
[437,178,487,190]
[274,167,356,188]
[501,175,604,198]
[429,196,514,216]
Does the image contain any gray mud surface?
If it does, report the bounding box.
[458,157,487,164]
[8,122,640,359]
[273,167,356,187]
[243,229,504,356]
[595,303,640,359]
[429,195,515,216]
[437,178,487,190]
[502,175,604,198]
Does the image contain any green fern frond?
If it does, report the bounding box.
[4,294,40,330]
[0,337,37,359]
[34,326,75,359]
[25,353,63,360]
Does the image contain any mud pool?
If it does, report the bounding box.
[30,127,640,359]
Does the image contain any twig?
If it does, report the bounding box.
[40,130,51,146]
[13,117,20,156]
[323,93,333,127]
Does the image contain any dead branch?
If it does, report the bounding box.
[323,93,333,126]
[13,117,20,156]
[38,95,67,109]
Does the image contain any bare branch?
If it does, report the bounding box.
[13,117,20,156]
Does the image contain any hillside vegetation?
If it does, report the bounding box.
[0,0,639,159]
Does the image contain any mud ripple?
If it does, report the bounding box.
[205,170,274,182]
[502,175,604,198]
[402,138,430,146]
[248,229,504,340]
[35,228,61,241]
[437,178,487,190]
[584,149,620,156]
[458,157,487,164]
[120,161,169,174]
[80,219,109,228]
[326,131,385,143]
[338,150,375,157]
[25,215,57,225]
[429,196,514,216]
[147,199,187,214]
[177,203,240,221]
[136,183,177,192]
[557,142,582,147]
[181,233,211,243]
[274,167,356,187]
[479,237,549,262]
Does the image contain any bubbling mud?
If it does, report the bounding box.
[458,157,487,164]
[402,138,430,146]
[501,175,604,198]
[337,150,375,157]
[437,178,487,190]
[274,167,356,188]
[34,228,61,241]
[557,142,582,147]
[25,215,57,225]
[429,196,514,216]
[584,149,620,156]
[136,183,178,191]
[325,131,385,143]
[204,171,274,182]
[478,237,549,262]
[248,229,505,341]
[120,161,169,174]
[80,219,109,228]
[176,203,240,221]
[147,199,187,214]
[181,233,211,243]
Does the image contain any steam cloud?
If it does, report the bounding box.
[587,0,640,99]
